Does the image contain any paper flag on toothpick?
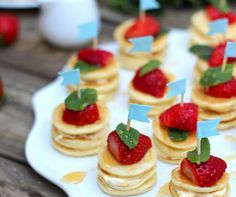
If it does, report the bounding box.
[59,69,80,85]
[129,36,153,53]
[167,78,187,98]
[207,18,228,35]
[78,22,99,40]
[225,41,236,58]
[128,103,152,123]
[197,118,221,139]
[140,0,160,11]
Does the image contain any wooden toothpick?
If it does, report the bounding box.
[180,93,184,107]
[126,119,131,131]
[197,138,201,164]
[93,37,98,49]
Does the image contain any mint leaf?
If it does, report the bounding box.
[189,45,213,61]
[155,28,169,38]
[208,0,230,13]
[74,60,99,73]
[65,88,97,111]
[187,138,210,163]
[116,123,140,149]
[200,64,233,88]
[139,60,162,77]
[168,128,189,142]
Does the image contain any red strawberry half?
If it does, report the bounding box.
[205,78,236,98]
[125,15,160,39]
[77,48,113,67]
[159,103,198,131]
[132,68,167,98]
[206,5,236,24]
[107,131,152,165]
[180,156,227,187]
[209,42,236,67]
[63,104,100,126]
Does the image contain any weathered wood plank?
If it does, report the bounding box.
[0,156,65,197]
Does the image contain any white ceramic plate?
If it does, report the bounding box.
[0,0,38,9]
[25,30,236,197]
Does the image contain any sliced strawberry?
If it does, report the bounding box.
[180,156,227,187]
[125,15,160,39]
[0,79,3,97]
[159,103,198,131]
[205,78,236,98]
[63,104,99,126]
[77,48,113,67]
[132,67,167,98]
[209,42,236,67]
[107,131,152,165]
[206,5,236,24]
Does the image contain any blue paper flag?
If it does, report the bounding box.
[166,78,187,98]
[59,69,80,85]
[140,0,160,11]
[128,103,152,123]
[207,18,228,35]
[129,36,153,53]
[78,22,99,40]
[225,41,236,58]
[197,119,221,139]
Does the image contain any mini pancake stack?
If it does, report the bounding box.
[114,16,168,70]
[66,49,119,101]
[128,61,176,117]
[97,146,157,196]
[51,91,110,156]
[169,168,230,197]
[189,9,236,47]
[192,85,236,130]
[152,118,196,164]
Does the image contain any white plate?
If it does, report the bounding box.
[0,0,38,9]
[25,29,236,197]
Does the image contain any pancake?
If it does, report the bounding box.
[191,86,236,113]
[98,146,157,177]
[153,117,196,150]
[114,19,168,54]
[117,49,166,70]
[52,138,102,156]
[67,55,119,81]
[53,102,110,135]
[217,117,236,130]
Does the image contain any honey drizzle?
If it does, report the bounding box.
[62,171,86,184]
[156,183,169,197]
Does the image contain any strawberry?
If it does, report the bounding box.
[159,103,198,131]
[77,48,113,67]
[0,13,19,45]
[205,78,236,98]
[180,156,227,187]
[63,104,99,126]
[125,15,160,39]
[206,5,236,24]
[209,42,236,67]
[107,131,152,165]
[132,68,167,98]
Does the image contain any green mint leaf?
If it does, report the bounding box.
[74,60,99,73]
[189,45,213,61]
[187,138,210,163]
[155,28,169,38]
[168,128,189,142]
[116,123,140,149]
[139,59,162,77]
[208,0,230,12]
[65,88,97,111]
[200,64,233,88]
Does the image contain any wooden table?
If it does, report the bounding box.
[0,2,207,196]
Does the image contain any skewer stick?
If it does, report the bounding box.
[221,55,228,72]
[126,119,131,131]
[197,138,201,164]
[140,10,146,21]
[93,37,98,49]
[220,0,226,8]
[77,71,81,98]
[180,93,184,107]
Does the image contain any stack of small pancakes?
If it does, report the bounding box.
[97,146,157,196]
[51,102,110,157]
[114,20,168,70]
[67,56,120,101]
[169,168,230,197]
[189,10,236,47]
[192,86,236,130]
[128,70,176,117]
[152,118,196,164]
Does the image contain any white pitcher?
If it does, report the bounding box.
[38,0,100,48]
